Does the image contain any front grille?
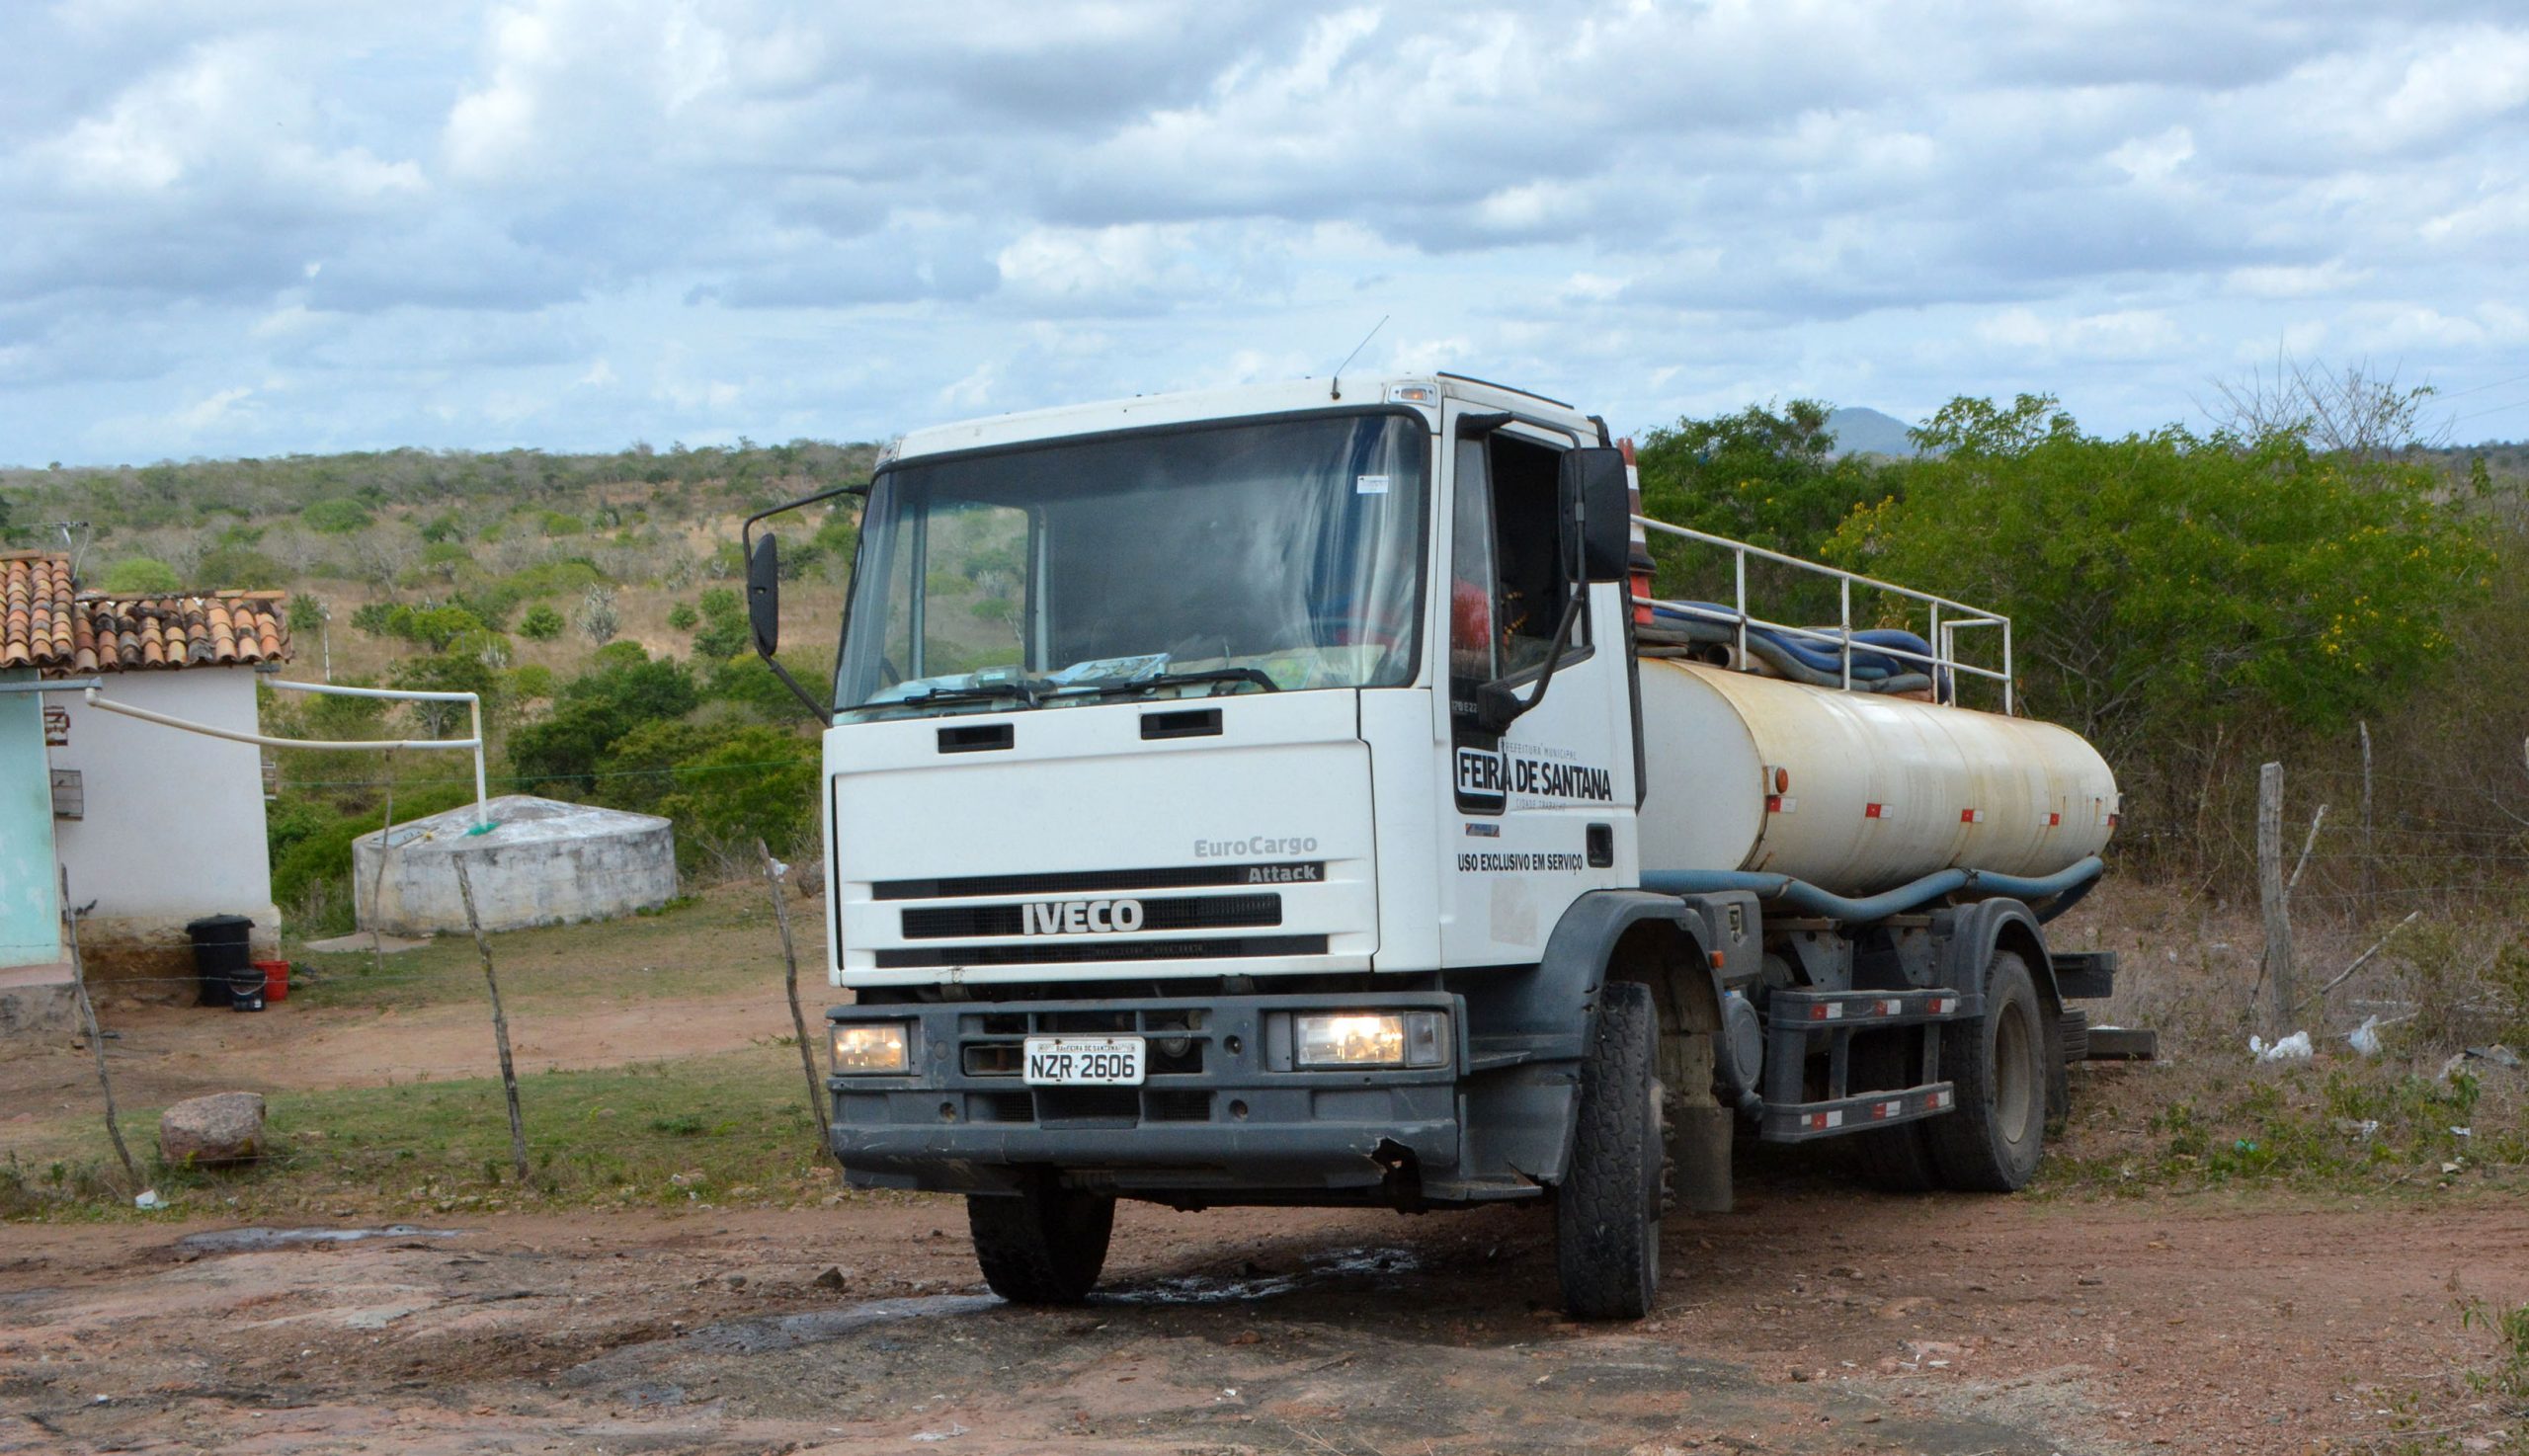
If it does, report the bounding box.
[900,893,1281,940]
[873,934,1328,969]
[872,861,1324,901]
[966,1090,1217,1126]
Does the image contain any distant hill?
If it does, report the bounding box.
[1824,407,1917,458]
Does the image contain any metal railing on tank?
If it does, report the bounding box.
[1629,516,2014,714]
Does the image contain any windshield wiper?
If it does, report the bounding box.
[1047,668,1280,701]
[903,678,1052,709]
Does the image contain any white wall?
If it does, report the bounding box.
[48,669,276,930]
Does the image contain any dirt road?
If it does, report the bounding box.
[6,1178,2518,1454]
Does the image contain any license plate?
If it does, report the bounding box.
[1022,1035,1146,1087]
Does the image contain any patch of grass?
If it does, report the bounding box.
[2460,1297,2529,1438]
[2042,1060,2525,1195]
[284,879,809,1014]
[7,1046,840,1223]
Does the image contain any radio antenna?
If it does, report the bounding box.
[1329,315,1388,401]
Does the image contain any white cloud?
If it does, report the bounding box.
[4,0,2529,460]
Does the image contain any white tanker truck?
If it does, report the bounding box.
[741,373,2124,1320]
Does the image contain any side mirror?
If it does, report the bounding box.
[1559,446,1633,584]
[746,533,781,657]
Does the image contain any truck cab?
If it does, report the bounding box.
[743,374,2118,1319]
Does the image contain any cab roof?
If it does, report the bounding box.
[885,374,1596,465]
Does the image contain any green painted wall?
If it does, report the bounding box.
[0,672,62,968]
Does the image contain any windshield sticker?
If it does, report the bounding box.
[1354,473,1389,495]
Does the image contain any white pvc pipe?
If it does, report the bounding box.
[82,683,490,828]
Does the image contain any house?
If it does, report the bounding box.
[2,552,291,1002]
[0,555,70,1032]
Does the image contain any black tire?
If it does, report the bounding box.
[966,1175,1114,1304]
[1556,981,1664,1321]
[1925,949,2048,1192]
[1846,1028,1942,1192]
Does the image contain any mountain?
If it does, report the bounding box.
[1823,406,1917,458]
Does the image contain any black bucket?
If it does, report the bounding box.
[184,915,255,1011]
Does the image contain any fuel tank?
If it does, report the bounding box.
[1637,658,2117,896]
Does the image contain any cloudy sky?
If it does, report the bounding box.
[3,0,2527,466]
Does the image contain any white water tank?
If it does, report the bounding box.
[1637,659,2117,896]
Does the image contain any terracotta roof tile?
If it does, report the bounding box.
[0,553,292,677]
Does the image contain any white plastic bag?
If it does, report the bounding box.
[2249,1030,2314,1063]
[2347,1016,2385,1058]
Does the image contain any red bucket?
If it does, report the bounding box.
[255,959,290,1004]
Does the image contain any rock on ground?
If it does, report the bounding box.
[159,1091,267,1166]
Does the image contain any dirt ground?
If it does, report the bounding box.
[7,884,2525,1453]
[5,1176,2522,1454]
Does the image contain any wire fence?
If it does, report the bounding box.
[7,848,845,1214]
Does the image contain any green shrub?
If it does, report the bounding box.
[101,556,183,595]
[303,498,373,534]
[272,780,478,934]
[508,663,556,700]
[667,602,698,631]
[195,544,290,590]
[655,726,821,859]
[518,605,565,640]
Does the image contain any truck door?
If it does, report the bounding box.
[1435,404,1637,967]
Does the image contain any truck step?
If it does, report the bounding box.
[1764,987,1977,1026]
[1759,1081,1957,1143]
[2082,1025,2159,1061]
[2051,950,2117,1000]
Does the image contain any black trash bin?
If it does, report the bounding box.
[184,915,256,1011]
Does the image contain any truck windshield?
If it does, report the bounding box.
[835,412,1428,721]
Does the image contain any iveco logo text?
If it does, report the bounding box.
[1193,835,1319,858]
[1021,899,1145,935]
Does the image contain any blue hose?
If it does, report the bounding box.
[1640,855,2105,924]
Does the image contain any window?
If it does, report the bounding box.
[1449,428,1585,737]
[835,412,1428,720]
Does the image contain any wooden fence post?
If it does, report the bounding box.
[760,840,832,1150]
[453,857,531,1186]
[2258,762,2296,1031]
[2357,721,2375,919]
[61,869,140,1189]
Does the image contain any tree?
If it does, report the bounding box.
[655,726,822,859]
[667,602,698,631]
[303,498,374,534]
[518,605,565,640]
[101,556,184,595]
[575,586,619,645]
[2204,351,2448,462]
[1827,397,2491,767]
[1632,400,1897,610]
[690,586,748,660]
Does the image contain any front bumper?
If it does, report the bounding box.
[826,992,1461,1198]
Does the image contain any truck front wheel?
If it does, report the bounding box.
[1555,980,1664,1321]
[966,1175,1115,1304]
[1925,949,2048,1192]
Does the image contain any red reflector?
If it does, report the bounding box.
[1765,794,1783,813]
[2108,813,2121,828]
[1708,950,1725,969]
[2048,812,2062,827]
[1864,802,1885,819]
[1960,808,1983,824]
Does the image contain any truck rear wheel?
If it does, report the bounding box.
[1925,949,2047,1192]
[1555,980,1664,1321]
[1847,1029,1941,1192]
[966,1175,1114,1305]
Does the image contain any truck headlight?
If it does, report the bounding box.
[830,1022,910,1075]
[1294,1011,1449,1069]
